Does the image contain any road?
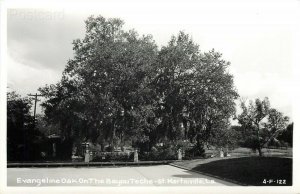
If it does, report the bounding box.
[7,165,236,186]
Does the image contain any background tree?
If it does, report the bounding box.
[208,126,240,151]
[262,108,290,147]
[7,91,45,161]
[230,125,248,147]
[277,123,293,147]
[237,97,289,156]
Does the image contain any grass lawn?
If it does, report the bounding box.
[191,157,292,186]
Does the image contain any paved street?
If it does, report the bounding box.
[7,165,236,186]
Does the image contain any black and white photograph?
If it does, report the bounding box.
[0,0,300,194]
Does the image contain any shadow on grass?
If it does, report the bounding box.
[192,157,292,186]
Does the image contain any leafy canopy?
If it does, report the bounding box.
[39,15,239,151]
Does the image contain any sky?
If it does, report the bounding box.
[6,0,298,121]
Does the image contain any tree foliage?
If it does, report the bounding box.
[153,32,238,149]
[39,15,239,154]
[237,97,290,156]
[7,91,45,161]
[278,123,293,147]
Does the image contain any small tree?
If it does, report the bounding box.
[237,97,289,156]
[262,108,290,147]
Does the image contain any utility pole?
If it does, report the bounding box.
[28,93,43,125]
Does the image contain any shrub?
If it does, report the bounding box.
[139,143,177,161]
[184,144,205,159]
[242,135,260,151]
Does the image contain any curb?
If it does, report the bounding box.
[169,163,248,186]
[7,160,175,168]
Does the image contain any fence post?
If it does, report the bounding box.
[178,148,182,160]
[220,148,224,158]
[83,143,90,163]
[134,149,138,162]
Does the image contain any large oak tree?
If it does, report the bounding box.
[40,15,238,153]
